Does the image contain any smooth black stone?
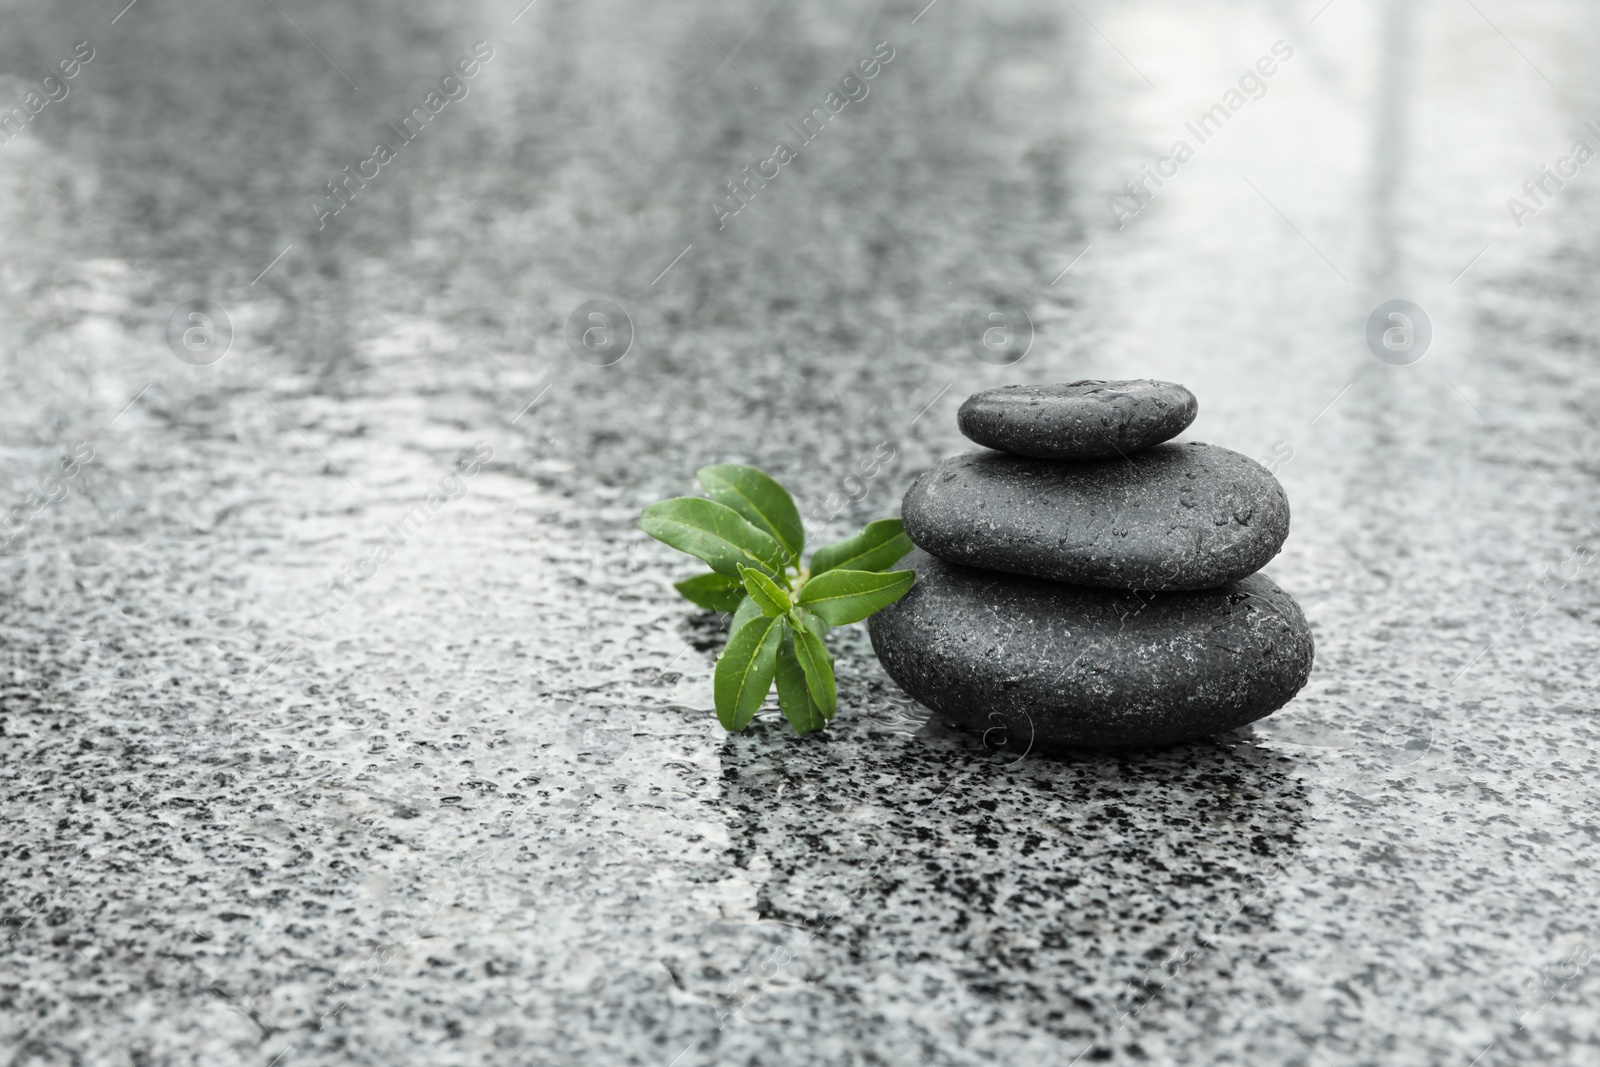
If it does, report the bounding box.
[869,551,1314,751]
[957,380,1198,460]
[902,442,1289,592]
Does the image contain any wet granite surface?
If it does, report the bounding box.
[1,0,1599,1064]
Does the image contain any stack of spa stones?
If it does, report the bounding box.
[868,381,1314,751]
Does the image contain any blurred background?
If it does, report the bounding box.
[1,0,1597,1064]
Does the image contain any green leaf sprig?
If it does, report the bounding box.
[639,464,915,734]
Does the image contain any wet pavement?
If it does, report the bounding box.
[2,0,1598,1064]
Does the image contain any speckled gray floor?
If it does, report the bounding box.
[2,1,1598,1064]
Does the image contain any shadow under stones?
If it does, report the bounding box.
[713,715,1311,1053]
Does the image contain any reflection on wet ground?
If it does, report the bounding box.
[1,0,1598,1063]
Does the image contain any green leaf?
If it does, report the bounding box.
[697,465,804,565]
[713,613,782,731]
[774,625,828,733]
[674,572,746,613]
[730,595,764,637]
[808,518,913,576]
[639,497,787,578]
[738,564,792,617]
[795,568,916,626]
[787,616,836,717]
[792,605,829,641]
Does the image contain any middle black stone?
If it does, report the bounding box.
[900,441,1289,592]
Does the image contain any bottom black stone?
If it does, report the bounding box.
[868,551,1315,751]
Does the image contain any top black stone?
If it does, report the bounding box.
[957,380,1198,459]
